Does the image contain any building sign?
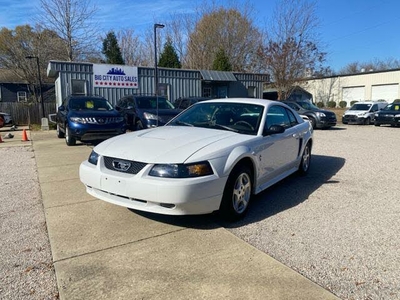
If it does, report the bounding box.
[93,64,138,88]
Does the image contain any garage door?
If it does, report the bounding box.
[371,84,399,102]
[342,86,365,107]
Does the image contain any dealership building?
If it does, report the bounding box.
[47,61,270,108]
[302,68,400,106]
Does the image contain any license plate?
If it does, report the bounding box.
[100,176,127,195]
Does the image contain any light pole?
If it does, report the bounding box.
[154,23,164,127]
[154,23,165,96]
[26,55,45,119]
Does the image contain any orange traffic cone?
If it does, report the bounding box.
[0,134,3,143]
[21,129,29,141]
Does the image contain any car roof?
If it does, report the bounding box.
[199,98,279,107]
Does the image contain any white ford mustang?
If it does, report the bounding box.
[80,98,313,221]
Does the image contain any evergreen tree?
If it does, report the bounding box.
[212,48,232,71]
[158,38,181,68]
[102,31,124,64]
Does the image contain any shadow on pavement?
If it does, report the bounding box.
[128,154,345,230]
[223,154,345,228]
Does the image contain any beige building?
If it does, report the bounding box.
[301,69,400,107]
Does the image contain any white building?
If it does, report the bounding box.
[302,69,400,107]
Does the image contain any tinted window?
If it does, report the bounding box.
[68,97,113,111]
[350,103,371,111]
[136,97,175,109]
[266,105,291,129]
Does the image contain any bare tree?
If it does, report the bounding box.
[166,1,262,71]
[339,58,400,74]
[38,0,99,61]
[0,25,68,100]
[259,0,326,100]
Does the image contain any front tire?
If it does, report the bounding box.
[135,120,144,131]
[219,165,252,221]
[364,118,371,125]
[65,124,76,146]
[298,142,311,175]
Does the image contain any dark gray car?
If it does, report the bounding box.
[283,101,337,129]
[115,95,181,130]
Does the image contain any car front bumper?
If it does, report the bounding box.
[79,159,227,215]
[68,122,126,141]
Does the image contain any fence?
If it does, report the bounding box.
[0,102,57,125]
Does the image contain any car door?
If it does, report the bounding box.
[256,105,300,187]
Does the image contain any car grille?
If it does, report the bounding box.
[103,156,147,174]
[82,117,122,124]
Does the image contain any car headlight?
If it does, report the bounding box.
[375,113,379,117]
[88,150,99,165]
[149,162,213,178]
[316,112,326,117]
[143,112,161,121]
[70,117,87,124]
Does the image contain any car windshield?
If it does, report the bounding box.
[168,102,264,135]
[382,103,400,111]
[136,97,175,109]
[296,101,320,111]
[69,98,113,111]
[350,103,371,111]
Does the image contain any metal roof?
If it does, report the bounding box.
[199,70,237,82]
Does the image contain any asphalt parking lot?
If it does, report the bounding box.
[1,124,399,300]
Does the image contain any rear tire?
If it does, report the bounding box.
[374,123,380,127]
[219,164,252,222]
[65,124,76,146]
[298,142,311,175]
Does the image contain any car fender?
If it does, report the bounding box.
[222,145,257,178]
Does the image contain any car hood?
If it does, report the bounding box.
[94,126,254,163]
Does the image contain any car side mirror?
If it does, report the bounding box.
[58,105,65,111]
[263,125,285,136]
[126,106,134,110]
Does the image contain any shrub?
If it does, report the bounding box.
[316,102,324,108]
[350,100,358,106]
[327,101,336,108]
[393,99,400,103]
[339,101,347,108]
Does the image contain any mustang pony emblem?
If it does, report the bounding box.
[112,160,131,171]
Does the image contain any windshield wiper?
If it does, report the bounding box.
[212,123,238,132]
[173,120,194,127]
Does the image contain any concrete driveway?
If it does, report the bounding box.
[31,130,339,300]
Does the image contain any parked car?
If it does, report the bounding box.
[0,112,13,126]
[282,100,337,129]
[174,96,212,110]
[56,95,126,146]
[342,101,387,125]
[374,102,400,127]
[79,98,313,221]
[115,95,181,130]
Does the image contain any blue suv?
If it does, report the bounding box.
[56,95,126,146]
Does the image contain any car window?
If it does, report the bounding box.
[169,102,263,135]
[287,109,299,126]
[136,97,175,109]
[69,98,113,111]
[350,103,371,110]
[285,102,300,111]
[370,104,378,112]
[265,105,291,129]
